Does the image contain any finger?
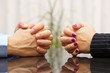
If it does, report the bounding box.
[60,37,76,44]
[60,32,68,37]
[61,66,73,73]
[72,48,79,57]
[72,23,84,30]
[63,28,76,37]
[37,58,47,68]
[64,62,78,72]
[66,25,73,31]
[64,42,78,52]
[67,58,79,69]
[39,45,51,49]
[28,22,35,29]
[37,64,52,73]
[72,57,79,66]
[48,35,53,40]
[62,43,68,46]
[37,40,51,46]
[44,26,49,30]
[61,32,65,37]
[40,63,50,68]
[31,23,44,34]
[15,22,28,32]
[68,58,74,63]
[19,22,28,28]
[36,30,51,39]
[37,46,47,54]
[68,49,74,54]
[61,32,64,37]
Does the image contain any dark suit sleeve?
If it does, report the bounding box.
[90,33,110,58]
[0,59,8,72]
[90,58,110,73]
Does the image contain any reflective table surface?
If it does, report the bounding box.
[1,56,110,73]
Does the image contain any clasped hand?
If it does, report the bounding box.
[8,22,53,56]
[60,22,96,56]
[8,22,96,57]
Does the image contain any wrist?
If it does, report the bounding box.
[88,32,96,52]
[8,36,13,55]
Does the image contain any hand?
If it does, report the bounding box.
[60,22,96,56]
[61,57,79,73]
[8,23,53,56]
[14,22,28,32]
[8,57,52,73]
[73,22,96,53]
[61,57,91,73]
[36,57,52,73]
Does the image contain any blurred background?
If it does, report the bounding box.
[0,0,110,72]
[1,0,110,34]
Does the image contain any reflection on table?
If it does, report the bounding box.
[1,56,110,73]
[61,57,110,73]
[0,58,7,73]
[8,57,52,73]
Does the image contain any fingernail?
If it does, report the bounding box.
[72,38,75,42]
[36,34,40,38]
[73,54,76,57]
[74,43,78,46]
[31,28,35,33]
[72,33,76,37]
[75,49,79,53]
[73,24,77,27]
[74,68,78,72]
[37,65,40,68]
[23,24,28,27]
[37,40,42,43]
[76,61,79,65]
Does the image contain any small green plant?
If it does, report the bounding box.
[46,0,64,72]
[47,0,64,49]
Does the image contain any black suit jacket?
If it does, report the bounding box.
[90,33,110,58]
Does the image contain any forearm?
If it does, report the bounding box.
[90,33,110,58]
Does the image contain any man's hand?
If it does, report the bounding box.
[14,22,28,32]
[8,57,52,73]
[60,22,96,56]
[8,22,53,56]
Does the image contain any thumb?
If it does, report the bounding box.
[72,24,84,30]
[19,23,28,29]
[15,22,28,32]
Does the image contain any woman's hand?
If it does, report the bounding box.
[61,57,79,73]
[60,22,96,56]
[60,25,78,56]
[73,22,96,53]
[61,57,91,73]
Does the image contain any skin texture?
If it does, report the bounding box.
[74,22,96,53]
[60,57,91,73]
[8,22,53,56]
[60,22,96,56]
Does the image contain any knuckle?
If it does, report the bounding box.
[50,35,53,40]
[39,23,44,27]
[60,38,63,42]
[47,30,51,34]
